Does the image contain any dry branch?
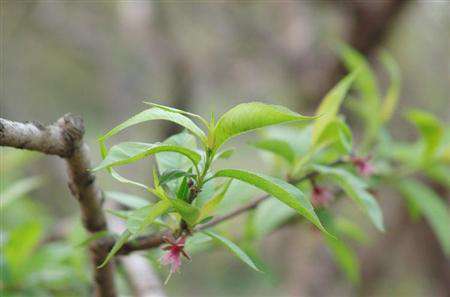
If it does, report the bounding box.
[0,115,117,297]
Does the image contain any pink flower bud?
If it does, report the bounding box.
[311,186,333,208]
[350,156,375,177]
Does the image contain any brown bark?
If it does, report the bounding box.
[0,115,117,297]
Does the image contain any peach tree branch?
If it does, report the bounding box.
[0,115,117,297]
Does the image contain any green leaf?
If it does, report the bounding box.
[213,102,315,150]
[76,231,110,247]
[104,191,150,209]
[214,148,235,160]
[127,200,172,234]
[252,139,295,163]
[170,198,201,226]
[143,101,209,129]
[264,125,313,157]
[199,179,233,220]
[325,236,360,284]
[202,230,260,272]
[338,43,380,147]
[106,209,131,219]
[312,72,356,146]
[317,209,360,283]
[194,179,216,207]
[93,142,201,172]
[406,109,443,160]
[313,165,384,231]
[214,169,327,234]
[98,230,131,268]
[159,169,195,186]
[156,131,198,172]
[0,176,44,209]
[99,107,206,145]
[396,179,450,256]
[254,198,296,239]
[334,217,369,244]
[425,165,450,188]
[380,52,401,123]
[176,176,190,201]
[315,118,353,154]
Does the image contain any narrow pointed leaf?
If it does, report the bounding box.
[315,118,353,154]
[99,107,206,144]
[143,101,209,128]
[313,165,384,232]
[214,148,235,160]
[177,176,189,201]
[128,200,172,235]
[202,230,260,272]
[93,142,201,172]
[214,169,327,234]
[252,139,295,163]
[397,179,450,256]
[337,43,381,146]
[104,191,150,209]
[406,109,443,160]
[200,179,233,220]
[159,169,195,186]
[380,52,401,122]
[312,72,356,146]
[170,198,201,226]
[213,102,315,149]
[98,230,131,268]
[76,231,110,248]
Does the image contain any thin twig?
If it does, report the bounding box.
[0,116,117,297]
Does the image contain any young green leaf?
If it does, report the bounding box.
[251,139,295,163]
[170,198,201,226]
[312,72,356,146]
[76,231,110,248]
[143,101,209,129]
[214,169,328,234]
[337,43,381,147]
[254,198,296,239]
[98,230,131,268]
[313,165,384,232]
[199,179,233,220]
[380,51,401,123]
[156,131,198,171]
[127,200,172,235]
[99,107,206,146]
[159,169,195,186]
[406,109,443,160]
[315,118,353,154]
[202,230,260,272]
[396,179,450,256]
[318,209,361,283]
[213,102,315,150]
[214,148,235,160]
[177,176,190,201]
[93,142,201,172]
[104,191,150,209]
[325,236,360,284]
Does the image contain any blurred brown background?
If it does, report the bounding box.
[2,1,449,296]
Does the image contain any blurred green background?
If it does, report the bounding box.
[1,1,449,296]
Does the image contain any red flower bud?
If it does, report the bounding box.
[350,155,375,177]
[311,186,333,208]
